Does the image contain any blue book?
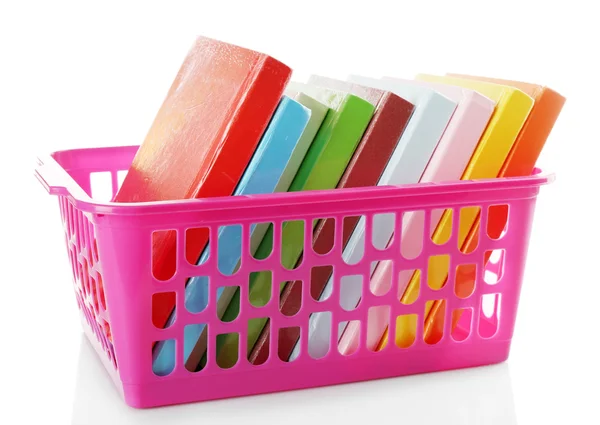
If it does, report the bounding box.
[152,95,319,375]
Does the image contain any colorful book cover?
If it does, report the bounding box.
[377,74,534,350]
[423,74,565,343]
[113,36,292,335]
[181,91,330,370]
[249,76,415,365]
[190,83,376,370]
[338,77,495,355]
[290,76,457,361]
[149,96,312,375]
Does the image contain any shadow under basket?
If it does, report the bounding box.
[35,145,553,408]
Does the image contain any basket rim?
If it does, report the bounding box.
[35,145,555,216]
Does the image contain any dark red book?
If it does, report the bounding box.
[113,36,291,331]
[249,76,414,364]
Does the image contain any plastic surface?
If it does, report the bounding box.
[151,96,313,375]
[337,77,496,355]
[292,76,457,360]
[35,144,552,408]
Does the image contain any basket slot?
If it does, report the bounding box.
[450,307,474,342]
[89,171,114,202]
[478,293,501,339]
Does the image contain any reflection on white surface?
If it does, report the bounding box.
[71,334,517,425]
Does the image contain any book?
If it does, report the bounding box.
[289,76,457,361]
[337,77,495,355]
[113,36,292,335]
[191,83,376,370]
[423,74,565,343]
[376,74,534,350]
[181,91,330,371]
[248,76,415,365]
[149,96,313,375]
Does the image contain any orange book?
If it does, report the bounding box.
[424,75,566,341]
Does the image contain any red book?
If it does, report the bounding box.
[113,36,291,330]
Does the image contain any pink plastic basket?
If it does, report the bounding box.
[35,144,553,408]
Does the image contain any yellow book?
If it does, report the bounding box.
[378,74,534,350]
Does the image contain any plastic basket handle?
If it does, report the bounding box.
[34,155,90,199]
[35,157,70,196]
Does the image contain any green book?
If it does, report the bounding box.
[211,83,375,369]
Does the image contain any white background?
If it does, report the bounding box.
[1,0,598,423]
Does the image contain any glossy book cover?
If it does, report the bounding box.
[113,36,292,333]
[181,91,330,370]
[150,96,312,375]
[423,74,565,343]
[291,76,457,361]
[249,76,415,365]
[338,77,496,355]
[205,84,376,370]
[377,74,535,349]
